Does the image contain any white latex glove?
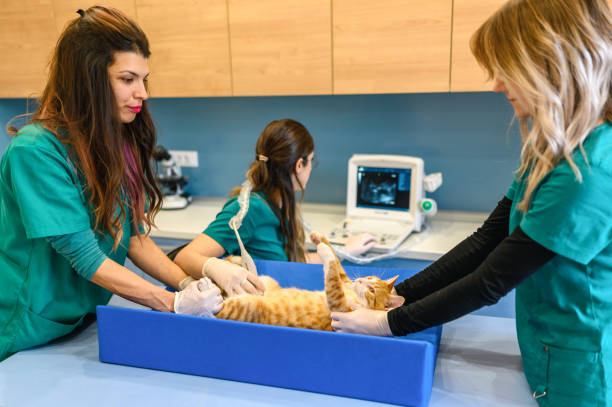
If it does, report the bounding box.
[173,278,223,317]
[202,257,265,297]
[344,233,378,256]
[330,308,393,336]
[178,276,195,291]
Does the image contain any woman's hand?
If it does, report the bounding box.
[173,278,223,317]
[309,231,377,256]
[202,257,265,297]
[330,308,393,336]
[344,233,378,256]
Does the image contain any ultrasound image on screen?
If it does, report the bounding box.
[356,167,411,211]
[358,172,398,205]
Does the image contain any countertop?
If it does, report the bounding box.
[150,198,488,261]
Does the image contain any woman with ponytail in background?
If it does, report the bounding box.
[0,6,222,362]
[174,119,376,297]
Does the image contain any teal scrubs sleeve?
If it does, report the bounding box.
[7,140,90,238]
[204,193,288,261]
[519,163,612,265]
[205,197,252,255]
[46,230,108,280]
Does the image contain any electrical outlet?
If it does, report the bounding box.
[168,150,199,168]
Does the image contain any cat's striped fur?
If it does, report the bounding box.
[214,237,403,331]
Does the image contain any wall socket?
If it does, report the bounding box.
[168,150,199,168]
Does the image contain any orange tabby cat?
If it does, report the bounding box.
[208,236,404,331]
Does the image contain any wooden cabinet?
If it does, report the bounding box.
[450,0,507,92]
[333,0,452,94]
[0,0,58,98]
[450,0,612,91]
[136,0,231,97]
[227,0,332,96]
[7,0,607,98]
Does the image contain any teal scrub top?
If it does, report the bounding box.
[507,121,612,406]
[0,124,133,361]
[204,192,288,261]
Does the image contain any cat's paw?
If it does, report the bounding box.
[310,231,324,245]
[317,242,335,266]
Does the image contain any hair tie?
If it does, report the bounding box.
[76,9,85,17]
[258,154,269,162]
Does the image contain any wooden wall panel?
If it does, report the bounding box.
[0,0,58,98]
[333,0,452,94]
[136,0,232,97]
[228,0,332,96]
[450,0,507,92]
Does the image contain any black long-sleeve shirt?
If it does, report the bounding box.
[387,196,556,336]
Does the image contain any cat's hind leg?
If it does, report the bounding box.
[259,275,281,292]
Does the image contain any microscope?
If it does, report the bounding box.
[152,145,193,210]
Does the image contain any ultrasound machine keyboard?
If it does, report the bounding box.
[328,218,413,251]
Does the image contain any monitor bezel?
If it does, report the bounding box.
[346,154,424,224]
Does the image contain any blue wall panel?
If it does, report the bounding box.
[0,92,521,212]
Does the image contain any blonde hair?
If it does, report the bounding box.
[471,0,612,211]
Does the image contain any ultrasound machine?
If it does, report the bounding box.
[328,154,442,252]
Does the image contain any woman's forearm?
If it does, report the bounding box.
[91,258,175,312]
[174,234,225,279]
[128,235,189,289]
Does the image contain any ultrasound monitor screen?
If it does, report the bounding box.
[356,166,411,211]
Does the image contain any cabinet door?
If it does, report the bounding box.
[450,0,507,92]
[136,0,231,97]
[0,0,58,98]
[333,0,452,94]
[228,0,332,96]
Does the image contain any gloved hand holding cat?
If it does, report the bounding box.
[330,308,393,336]
[174,278,223,317]
[202,257,265,297]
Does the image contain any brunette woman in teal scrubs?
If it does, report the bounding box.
[173,119,377,297]
[0,6,224,362]
[330,1,612,405]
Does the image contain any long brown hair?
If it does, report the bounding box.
[471,0,612,211]
[21,6,162,248]
[232,119,314,262]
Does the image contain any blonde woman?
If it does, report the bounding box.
[331,0,612,405]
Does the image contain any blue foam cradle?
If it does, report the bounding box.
[97,259,442,407]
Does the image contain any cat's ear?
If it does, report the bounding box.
[385,294,405,310]
[385,275,399,289]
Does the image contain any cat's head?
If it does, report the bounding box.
[353,275,405,310]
